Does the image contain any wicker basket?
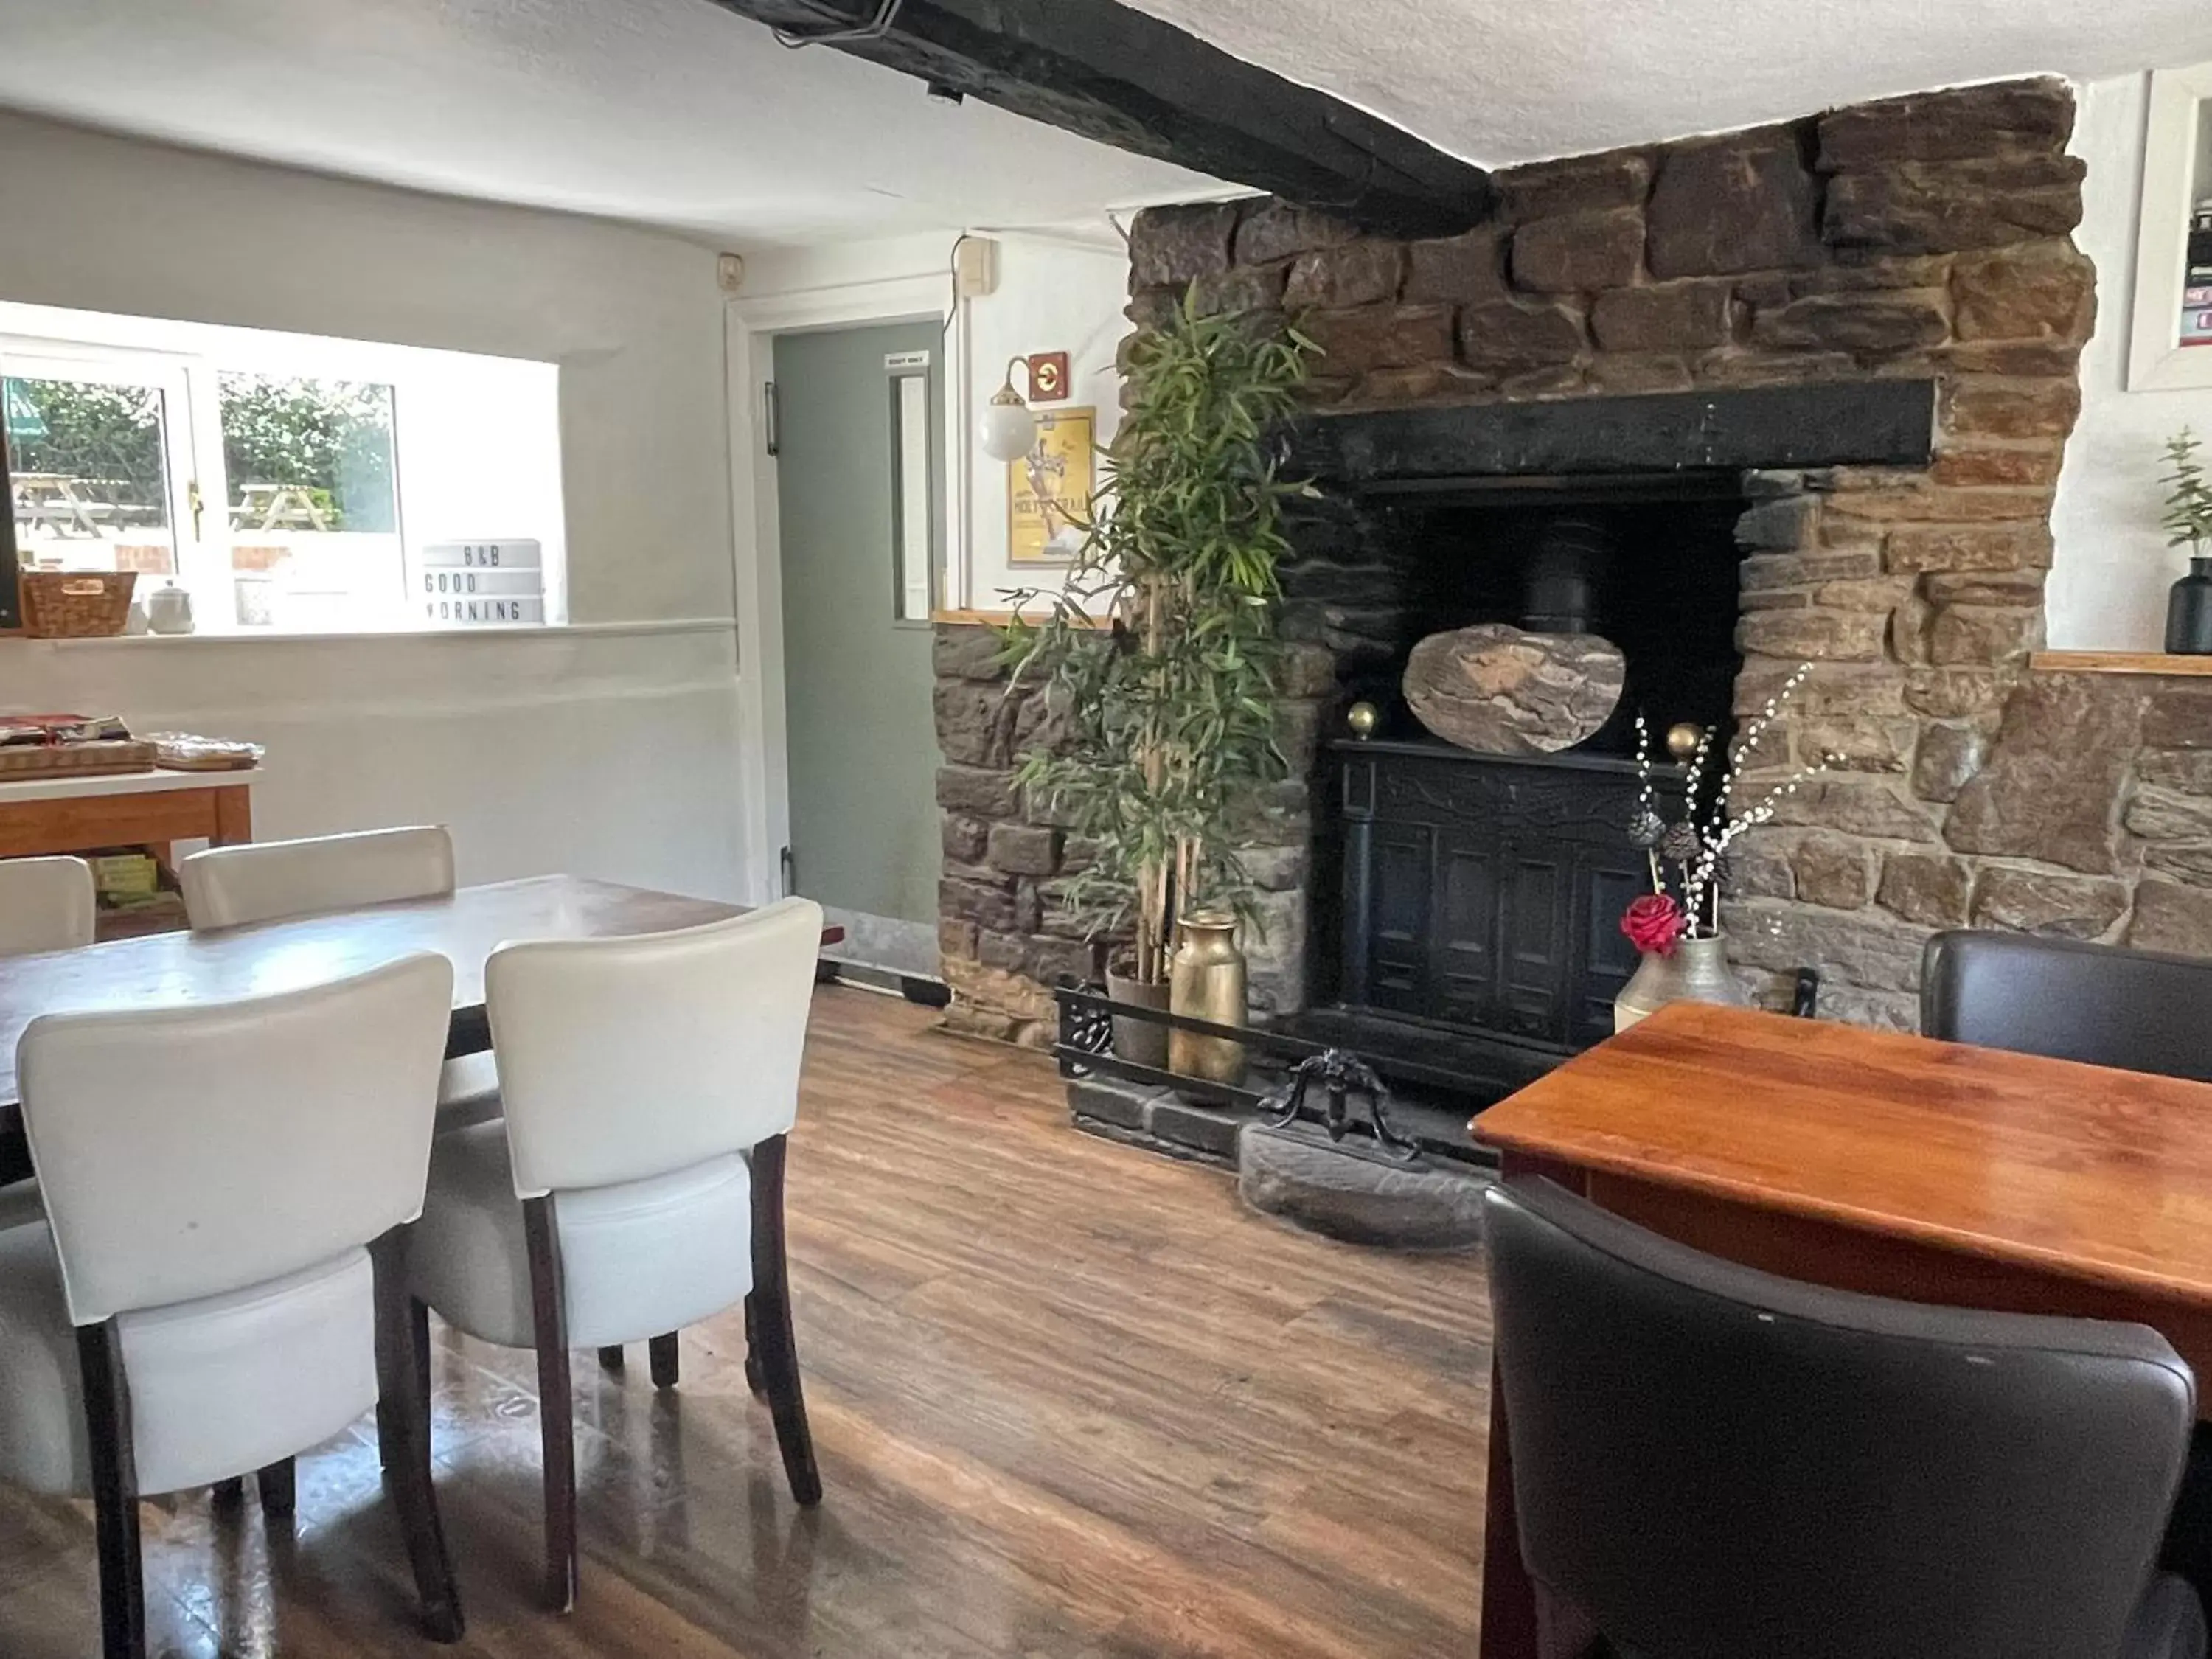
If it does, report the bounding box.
[19,571,137,639]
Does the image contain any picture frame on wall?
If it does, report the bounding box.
[2128,60,2212,391]
[1007,405,1095,566]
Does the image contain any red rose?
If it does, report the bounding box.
[1621,893,1686,957]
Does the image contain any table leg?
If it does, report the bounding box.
[211,786,251,846]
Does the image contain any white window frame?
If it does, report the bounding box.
[0,344,204,585]
[1,303,567,636]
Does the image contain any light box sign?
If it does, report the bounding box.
[416,540,544,626]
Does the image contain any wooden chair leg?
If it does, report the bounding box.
[748,1134,821,1506]
[742,1295,765,1397]
[411,1295,432,1419]
[257,1458,296,1519]
[598,1346,626,1372]
[77,1322,145,1659]
[369,1231,465,1644]
[212,1475,245,1509]
[524,1197,579,1613]
[649,1333,680,1390]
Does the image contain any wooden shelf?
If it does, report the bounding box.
[930,608,1105,629]
[2028,650,2212,678]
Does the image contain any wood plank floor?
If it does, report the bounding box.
[0,987,1493,1657]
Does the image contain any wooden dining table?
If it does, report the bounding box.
[0,873,832,1144]
[1470,999,2212,1659]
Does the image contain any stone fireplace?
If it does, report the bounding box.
[933,75,2212,1067]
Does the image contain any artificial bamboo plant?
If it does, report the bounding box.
[1004,293,1312,986]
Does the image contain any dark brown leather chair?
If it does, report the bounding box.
[1922,928,2212,1601]
[1921,931,2212,1081]
[1486,1176,2206,1659]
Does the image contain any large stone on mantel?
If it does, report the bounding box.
[1646,133,1821,277]
[1402,625,1625,756]
[1945,675,2142,873]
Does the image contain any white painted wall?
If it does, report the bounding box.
[0,626,744,897]
[2054,69,2212,648]
[961,237,1131,608]
[0,113,752,898]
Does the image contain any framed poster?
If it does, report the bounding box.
[1008,406,1094,566]
[2129,60,2212,390]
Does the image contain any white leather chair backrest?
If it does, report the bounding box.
[16,953,453,1326]
[487,897,821,1198]
[180,826,455,930]
[0,857,96,956]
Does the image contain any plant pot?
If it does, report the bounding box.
[1105,968,1170,1071]
[1168,911,1247,1083]
[2169,556,2212,655]
[1614,933,1750,1034]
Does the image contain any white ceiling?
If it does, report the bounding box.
[1128,0,2212,167]
[0,0,1215,249]
[4,0,2211,252]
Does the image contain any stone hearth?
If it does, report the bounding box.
[934,75,2212,1051]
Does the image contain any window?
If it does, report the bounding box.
[1,303,564,633]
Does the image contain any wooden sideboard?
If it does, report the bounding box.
[0,767,257,863]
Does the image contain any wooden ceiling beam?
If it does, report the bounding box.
[705,0,1492,239]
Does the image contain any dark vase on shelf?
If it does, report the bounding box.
[2168,556,2212,655]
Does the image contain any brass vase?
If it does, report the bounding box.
[1168,911,1247,1083]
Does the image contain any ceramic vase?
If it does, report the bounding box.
[2167,555,2212,655]
[1614,933,1750,1034]
[1105,967,1169,1071]
[1167,911,1247,1083]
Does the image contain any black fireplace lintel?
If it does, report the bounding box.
[1280,380,1938,489]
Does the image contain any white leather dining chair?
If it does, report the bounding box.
[178,827,498,1123]
[406,896,825,1613]
[2,953,465,1658]
[0,858,98,1234]
[0,855,97,957]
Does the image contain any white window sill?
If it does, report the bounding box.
[2,619,734,647]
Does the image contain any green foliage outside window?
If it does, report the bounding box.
[219,375,397,532]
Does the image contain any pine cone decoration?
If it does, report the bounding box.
[1627,808,1666,850]
[1711,850,1737,891]
[1660,821,1703,865]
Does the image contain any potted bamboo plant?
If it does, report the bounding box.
[1006,292,1311,1071]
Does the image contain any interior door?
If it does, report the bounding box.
[773,321,945,976]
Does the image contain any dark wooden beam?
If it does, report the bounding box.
[1281,381,1940,487]
[704,0,1492,238]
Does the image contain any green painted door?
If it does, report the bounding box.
[774,322,944,973]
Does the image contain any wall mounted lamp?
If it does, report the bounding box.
[978,352,1071,462]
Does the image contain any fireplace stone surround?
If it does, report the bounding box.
[933,76,2212,1055]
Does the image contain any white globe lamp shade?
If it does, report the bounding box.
[979,391,1039,462]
